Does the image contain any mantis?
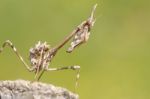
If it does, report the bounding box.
[0,4,97,90]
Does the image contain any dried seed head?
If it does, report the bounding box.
[67,4,97,53]
[29,41,51,70]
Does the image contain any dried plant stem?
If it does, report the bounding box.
[0,80,78,99]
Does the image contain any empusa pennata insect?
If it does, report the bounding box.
[0,4,97,90]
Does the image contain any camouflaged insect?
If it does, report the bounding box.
[0,4,97,89]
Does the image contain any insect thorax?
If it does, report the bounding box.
[29,41,52,71]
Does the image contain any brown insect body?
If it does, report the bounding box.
[29,41,50,72]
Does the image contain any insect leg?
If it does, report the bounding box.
[45,65,80,91]
[0,40,34,72]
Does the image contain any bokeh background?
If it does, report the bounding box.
[0,0,150,99]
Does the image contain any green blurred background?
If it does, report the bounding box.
[0,0,150,99]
